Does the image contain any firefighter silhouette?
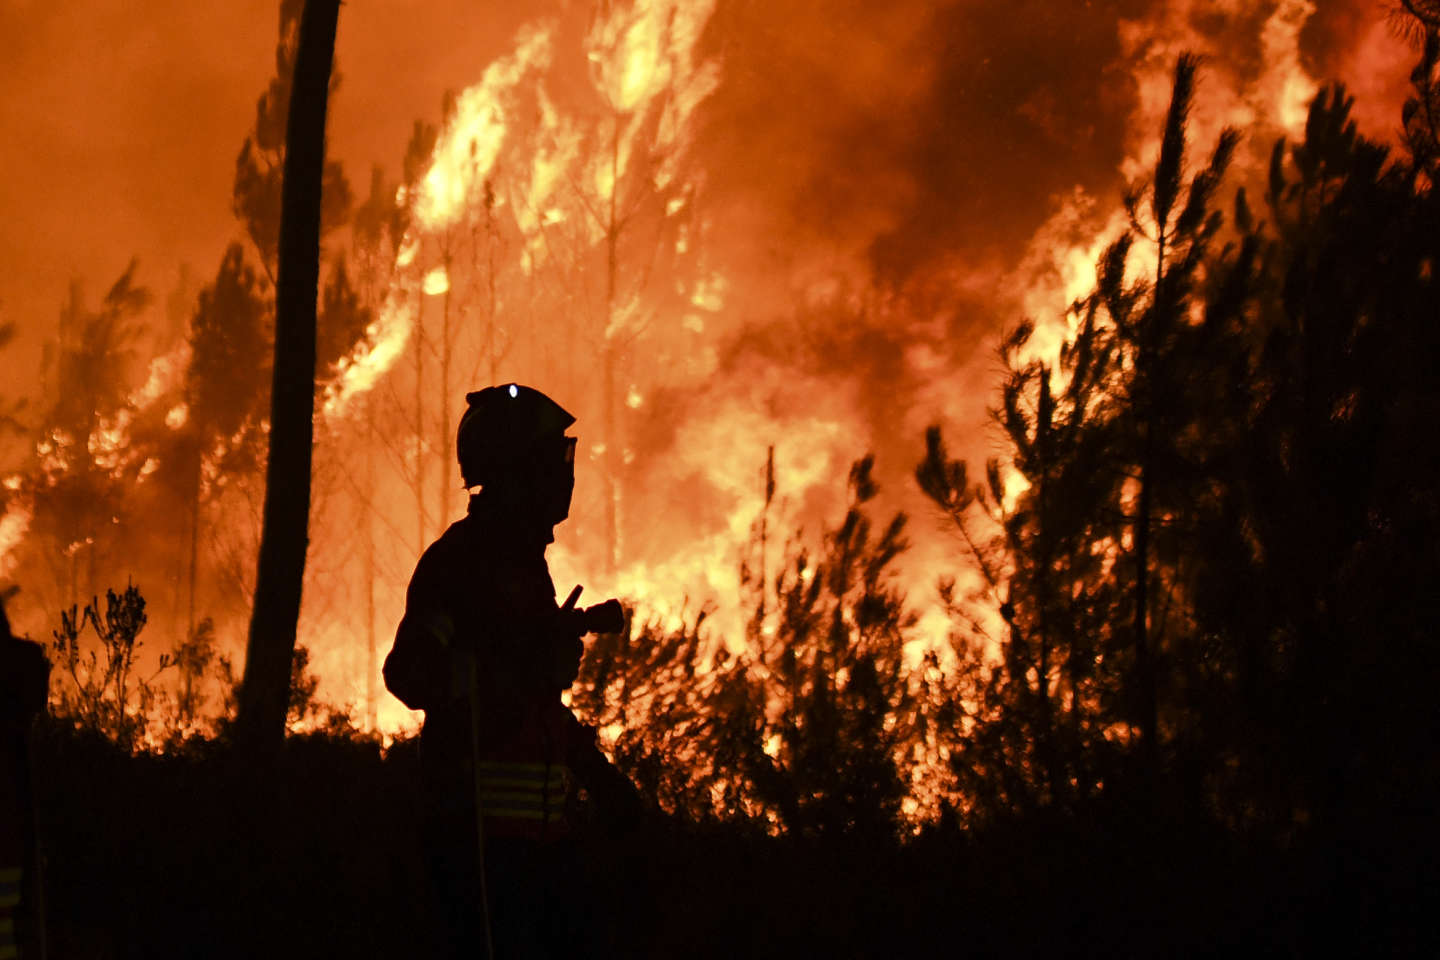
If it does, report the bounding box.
[384,384,640,960]
[1,594,49,960]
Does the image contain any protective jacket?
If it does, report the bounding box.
[384,492,610,838]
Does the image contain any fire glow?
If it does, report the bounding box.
[0,0,1416,747]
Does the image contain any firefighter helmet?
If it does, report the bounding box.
[457,384,576,491]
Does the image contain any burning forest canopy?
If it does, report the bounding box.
[0,0,1428,765]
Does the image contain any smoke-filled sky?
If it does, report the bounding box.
[0,0,1410,386]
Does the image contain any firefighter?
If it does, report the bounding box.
[1,594,49,960]
[384,384,639,960]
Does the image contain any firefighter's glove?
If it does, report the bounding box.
[549,599,623,692]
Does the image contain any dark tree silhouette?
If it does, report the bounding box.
[177,244,271,646]
[921,49,1440,853]
[316,254,372,377]
[918,55,1246,819]
[233,0,351,283]
[187,246,272,458]
[1193,82,1440,833]
[238,0,343,754]
[1400,0,1440,178]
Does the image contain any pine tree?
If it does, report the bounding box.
[238,0,343,754]
[918,55,1250,820]
[30,264,151,610]
[1190,81,1440,831]
[232,0,351,284]
[181,244,270,641]
[574,455,930,837]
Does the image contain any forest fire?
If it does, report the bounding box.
[0,0,1426,768]
[2,1,1438,955]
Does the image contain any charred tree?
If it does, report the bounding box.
[237,0,342,754]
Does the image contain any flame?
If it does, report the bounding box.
[1118,0,1317,185]
[415,25,555,234]
[11,0,1396,765]
[322,0,721,427]
[89,410,134,474]
[36,429,77,481]
[130,344,191,409]
[1258,0,1320,132]
[584,0,720,209]
[1012,0,1323,377]
[321,298,416,418]
[421,266,450,296]
[0,497,32,579]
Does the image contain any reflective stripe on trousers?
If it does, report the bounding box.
[475,761,568,821]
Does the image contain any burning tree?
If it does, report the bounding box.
[919,52,1440,834]
[28,265,151,613]
[916,55,1248,818]
[573,455,944,837]
[181,245,271,633]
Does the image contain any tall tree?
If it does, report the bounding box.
[1400,0,1440,179]
[1110,54,1240,784]
[233,0,351,284]
[1195,82,1440,831]
[918,55,1247,818]
[238,0,343,754]
[181,244,270,638]
[30,264,150,608]
[916,306,1130,817]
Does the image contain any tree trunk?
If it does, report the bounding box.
[237,0,341,755]
[1133,232,1164,788]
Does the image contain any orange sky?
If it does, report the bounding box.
[0,1,1412,402]
[0,0,551,392]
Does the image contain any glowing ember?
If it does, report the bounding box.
[421,266,450,296]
